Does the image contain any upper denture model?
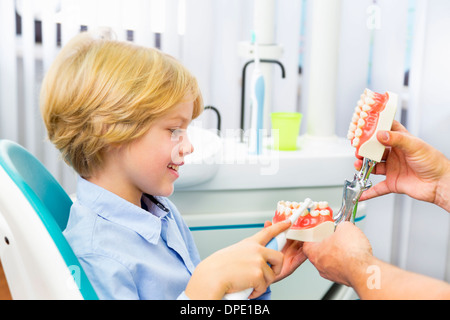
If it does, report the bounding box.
[347,88,398,162]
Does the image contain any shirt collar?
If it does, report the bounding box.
[76,177,169,244]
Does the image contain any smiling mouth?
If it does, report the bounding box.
[167,162,183,172]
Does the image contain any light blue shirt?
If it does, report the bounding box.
[63,177,200,299]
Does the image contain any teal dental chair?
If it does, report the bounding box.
[0,140,97,299]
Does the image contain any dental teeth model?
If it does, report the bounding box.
[272,200,335,242]
[333,88,398,226]
[347,88,398,162]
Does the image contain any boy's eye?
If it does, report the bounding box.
[170,128,185,140]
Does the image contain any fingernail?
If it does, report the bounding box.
[378,131,389,143]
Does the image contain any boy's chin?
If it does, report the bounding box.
[158,185,175,197]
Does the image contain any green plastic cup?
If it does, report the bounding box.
[271,112,302,151]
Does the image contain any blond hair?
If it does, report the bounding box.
[40,32,203,178]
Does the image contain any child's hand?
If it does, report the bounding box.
[263,221,307,282]
[185,220,291,299]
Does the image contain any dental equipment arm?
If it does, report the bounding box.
[223,198,313,300]
[334,89,398,226]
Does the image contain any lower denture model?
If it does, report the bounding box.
[272,200,335,242]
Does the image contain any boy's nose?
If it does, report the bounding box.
[179,135,194,156]
[175,130,194,157]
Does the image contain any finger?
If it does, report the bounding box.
[371,162,386,175]
[391,120,408,133]
[380,147,391,162]
[249,271,272,299]
[359,180,391,201]
[252,220,291,245]
[284,241,307,267]
[283,239,302,254]
[354,159,363,171]
[264,220,272,228]
[248,258,278,299]
[302,241,319,259]
[264,249,284,275]
[377,129,416,156]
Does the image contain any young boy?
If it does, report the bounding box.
[40,32,302,299]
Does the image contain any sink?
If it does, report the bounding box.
[174,126,222,188]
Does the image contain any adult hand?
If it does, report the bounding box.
[304,222,450,299]
[355,120,450,211]
[302,222,372,287]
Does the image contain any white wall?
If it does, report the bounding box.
[401,0,450,280]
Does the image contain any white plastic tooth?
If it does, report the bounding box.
[357,99,364,107]
[349,123,356,131]
[320,210,330,216]
[318,201,328,209]
[347,131,355,140]
[360,111,368,119]
[364,88,374,97]
[352,113,359,123]
[352,137,360,147]
[362,104,371,112]
[355,128,363,137]
[365,96,375,105]
[310,210,320,217]
[357,118,365,128]
[285,207,292,216]
[277,202,284,212]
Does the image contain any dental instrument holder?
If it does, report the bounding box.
[334,158,377,226]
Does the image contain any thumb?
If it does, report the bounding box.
[302,241,319,259]
[377,130,416,154]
